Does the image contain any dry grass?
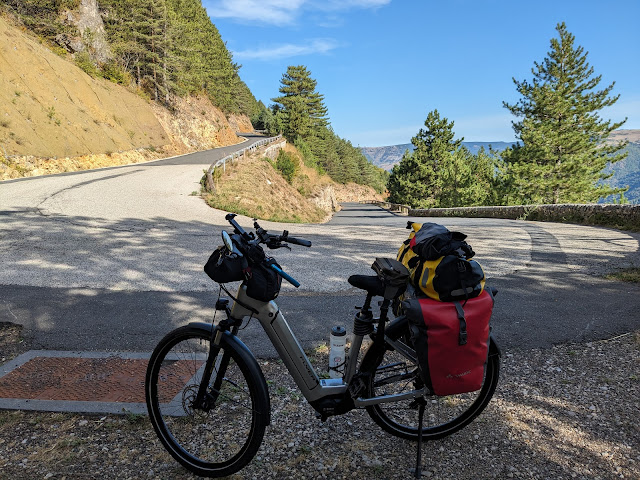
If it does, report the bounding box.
[606,267,640,283]
[0,16,247,180]
[204,152,331,224]
[0,322,28,364]
[203,143,383,223]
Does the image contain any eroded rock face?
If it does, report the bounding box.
[66,0,112,63]
[310,185,339,212]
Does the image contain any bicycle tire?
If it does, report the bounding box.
[145,323,270,478]
[362,323,500,441]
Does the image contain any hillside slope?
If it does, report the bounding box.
[0,14,249,179]
[0,16,167,158]
[361,141,515,171]
[204,144,384,223]
[604,142,640,203]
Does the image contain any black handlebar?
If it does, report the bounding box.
[225,213,253,240]
[286,236,312,247]
[225,213,311,250]
[222,213,310,288]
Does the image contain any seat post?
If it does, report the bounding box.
[345,294,374,384]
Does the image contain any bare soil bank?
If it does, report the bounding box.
[0,16,249,180]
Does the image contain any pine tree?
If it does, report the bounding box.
[271,65,329,141]
[270,65,386,191]
[388,110,462,208]
[502,22,627,204]
[100,0,258,114]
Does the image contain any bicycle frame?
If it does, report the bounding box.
[229,284,429,407]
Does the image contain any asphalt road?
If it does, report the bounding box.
[1,140,639,357]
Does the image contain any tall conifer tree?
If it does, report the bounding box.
[272,65,329,139]
[502,22,627,204]
[270,65,387,191]
[388,110,462,208]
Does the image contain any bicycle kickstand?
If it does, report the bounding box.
[414,401,426,478]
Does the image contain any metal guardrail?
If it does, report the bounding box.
[204,134,283,193]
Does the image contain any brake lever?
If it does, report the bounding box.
[267,239,291,250]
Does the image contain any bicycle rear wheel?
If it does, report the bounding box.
[145,324,270,478]
[362,324,500,441]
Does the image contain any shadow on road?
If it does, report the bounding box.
[1,208,638,354]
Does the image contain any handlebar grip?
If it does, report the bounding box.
[286,236,312,247]
[269,263,300,288]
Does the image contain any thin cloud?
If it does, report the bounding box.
[204,0,305,26]
[204,0,391,26]
[233,39,339,61]
[320,0,391,10]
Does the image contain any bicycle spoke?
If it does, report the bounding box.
[147,326,269,476]
[365,335,499,441]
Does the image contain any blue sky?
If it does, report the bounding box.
[203,0,640,147]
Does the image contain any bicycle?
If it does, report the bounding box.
[145,213,501,478]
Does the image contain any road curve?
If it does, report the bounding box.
[1,143,639,356]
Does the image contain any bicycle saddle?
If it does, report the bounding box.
[348,275,386,297]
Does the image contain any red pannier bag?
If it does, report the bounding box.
[404,289,494,396]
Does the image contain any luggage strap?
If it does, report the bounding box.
[454,301,468,345]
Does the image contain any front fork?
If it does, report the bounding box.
[193,300,239,411]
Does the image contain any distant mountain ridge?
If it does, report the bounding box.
[360,141,514,171]
[360,130,640,204]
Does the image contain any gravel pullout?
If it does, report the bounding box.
[1,332,638,480]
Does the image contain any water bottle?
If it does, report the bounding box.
[329,326,346,379]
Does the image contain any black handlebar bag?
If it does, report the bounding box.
[246,259,283,302]
[204,247,246,283]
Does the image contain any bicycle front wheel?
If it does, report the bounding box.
[145,324,270,478]
[363,325,500,441]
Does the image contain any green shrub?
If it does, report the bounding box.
[75,52,98,77]
[275,150,299,184]
[100,60,131,85]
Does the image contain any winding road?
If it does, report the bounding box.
[1,138,639,357]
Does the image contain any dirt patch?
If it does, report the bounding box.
[608,129,640,144]
[150,96,243,153]
[0,16,167,159]
[333,182,384,203]
[0,322,29,365]
[228,113,254,133]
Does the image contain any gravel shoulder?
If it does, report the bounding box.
[0,326,638,480]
